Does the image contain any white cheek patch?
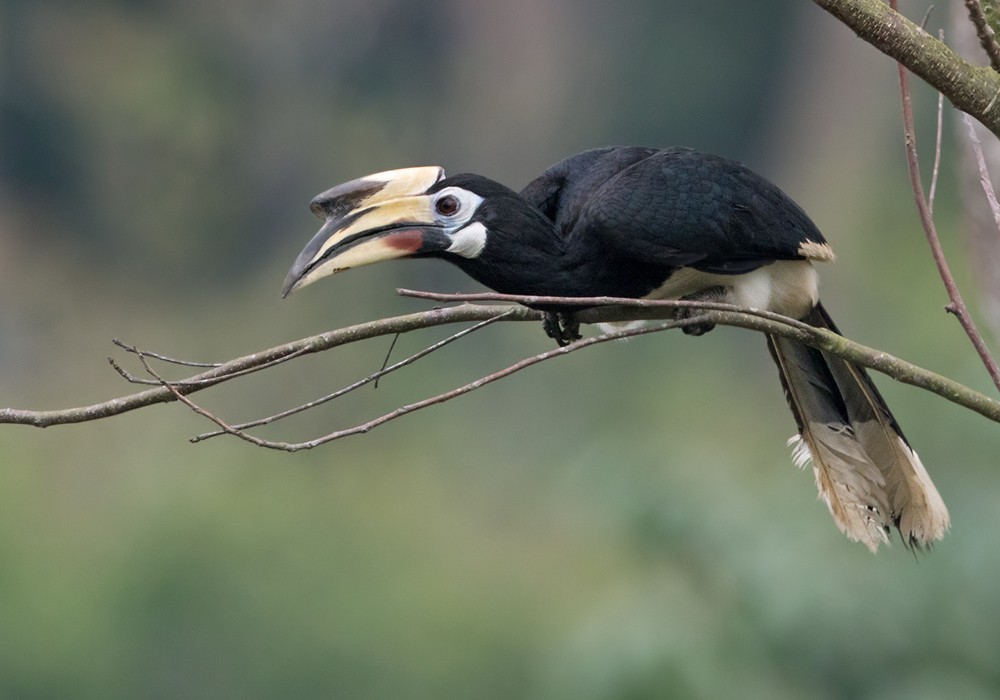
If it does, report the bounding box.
[446,222,488,259]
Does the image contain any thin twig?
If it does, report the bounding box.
[133,348,268,448]
[109,345,312,387]
[190,311,516,442]
[149,347,317,387]
[374,334,400,389]
[112,339,222,367]
[223,316,705,452]
[891,11,1000,392]
[965,0,1000,72]
[929,35,945,215]
[107,357,162,386]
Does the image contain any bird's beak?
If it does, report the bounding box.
[282,166,447,296]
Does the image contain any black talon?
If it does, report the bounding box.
[676,286,727,336]
[542,311,581,346]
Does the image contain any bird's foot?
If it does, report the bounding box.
[543,312,582,347]
[675,286,727,336]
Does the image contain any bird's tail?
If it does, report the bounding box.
[766,303,949,552]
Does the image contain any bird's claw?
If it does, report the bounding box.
[676,286,727,336]
[543,312,582,346]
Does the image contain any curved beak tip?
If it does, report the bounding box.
[281,260,309,298]
[281,165,447,298]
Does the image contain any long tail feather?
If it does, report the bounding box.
[767,303,950,552]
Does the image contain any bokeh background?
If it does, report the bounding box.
[2,1,998,698]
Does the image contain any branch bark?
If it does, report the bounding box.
[401,291,1000,424]
[1,295,998,443]
[0,304,537,428]
[812,0,1000,139]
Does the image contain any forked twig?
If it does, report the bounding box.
[110,345,313,387]
[190,310,517,442]
[179,316,705,452]
[132,348,258,446]
[112,339,221,367]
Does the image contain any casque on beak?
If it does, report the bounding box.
[282,166,447,296]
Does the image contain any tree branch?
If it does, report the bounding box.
[179,316,707,452]
[2,295,998,445]
[812,0,1000,139]
[0,304,537,427]
[398,291,1000,425]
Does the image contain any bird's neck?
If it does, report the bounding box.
[449,228,580,297]
[452,223,661,300]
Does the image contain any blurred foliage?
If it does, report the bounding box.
[1,1,998,698]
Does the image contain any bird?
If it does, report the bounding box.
[281,146,949,552]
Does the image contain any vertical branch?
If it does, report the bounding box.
[891,0,1000,392]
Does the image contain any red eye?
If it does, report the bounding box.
[436,195,460,216]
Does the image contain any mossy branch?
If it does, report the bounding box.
[812,0,1000,138]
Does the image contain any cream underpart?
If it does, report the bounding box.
[598,259,819,333]
[645,260,820,319]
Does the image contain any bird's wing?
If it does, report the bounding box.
[570,149,830,273]
[520,146,662,236]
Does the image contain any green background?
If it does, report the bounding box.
[1,1,997,697]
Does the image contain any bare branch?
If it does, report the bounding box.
[398,291,1000,425]
[0,304,538,427]
[891,17,1000,392]
[212,316,707,452]
[396,288,817,331]
[2,296,999,441]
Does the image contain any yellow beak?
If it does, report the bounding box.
[282,166,446,296]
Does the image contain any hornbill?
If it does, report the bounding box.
[281,146,949,552]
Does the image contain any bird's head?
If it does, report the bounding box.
[282,167,544,297]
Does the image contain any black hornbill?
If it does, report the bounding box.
[281,146,949,552]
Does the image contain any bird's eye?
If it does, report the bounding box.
[436,195,461,217]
